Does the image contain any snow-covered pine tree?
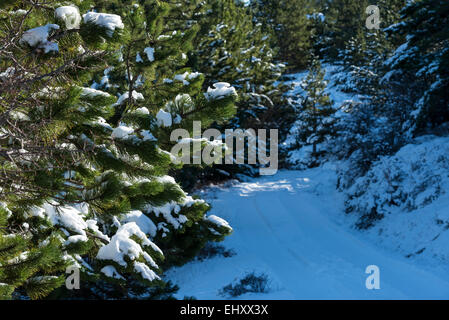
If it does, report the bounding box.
[1,0,237,299]
[378,0,407,40]
[0,205,68,300]
[336,0,406,95]
[0,0,120,299]
[172,0,295,183]
[385,0,449,134]
[292,57,336,166]
[321,0,408,190]
[196,0,294,132]
[0,1,113,208]
[64,0,238,298]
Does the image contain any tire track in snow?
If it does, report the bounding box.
[168,169,449,299]
[252,198,310,267]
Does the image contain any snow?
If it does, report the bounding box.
[182,195,205,208]
[141,130,156,142]
[134,261,159,282]
[111,125,134,139]
[11,9,27,16]
[143,47,155,62]
[28,202,110,244]
[9,111,30,121]
[167,168,449,299]
[86,220,109,242]
[157,175,177,185]
[173,114,182,124]
[0,202,12,218]
[206,215,233,231]
[122,210,157,238]
[20,24,60,53]
[101,265,125,280]
[205,82,237,100]
[0,67,15,80]
[41,203,89,236]
[156,109,172,127]
[346,135,449,216]
[307,12,325,22]
[115,90,144,105]
[93,117,112,131]
[7,251,29,264]
[97,222,162,267]
[80,87,111,98]
[343,135,449,264]
[145,202,187,230]
[135,107,150,114]
[55,6,81,30]
[82,12,124,36]
[64,235,88,246]
[173,72,201,85]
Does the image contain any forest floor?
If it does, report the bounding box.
[166,166,449,299]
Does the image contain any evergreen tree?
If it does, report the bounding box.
[0,205,69,300]
[292,57,336,166]
[251,0,314,70]
[319,0,411,191]
[322,0,369,60]
[385,0,449,133]
[64,0,236,299]
[329,99,400,189]
[193,0,293,132]
[336,0,406,93]
[1,0,237,299]
[378,0,408,35]
[0,0,117,299]
[170,0,295,187]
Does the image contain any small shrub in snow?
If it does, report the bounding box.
[219,272,270,298]
[196,242,236,261]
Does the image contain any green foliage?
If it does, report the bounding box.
[1,0,237,300]
[252,0,314,70]
[385,0,449,132]
[321,0,369,60]
[0,206,68,300]
[171,0,296,188]
[293,57,336,165]
[219,272,270,298]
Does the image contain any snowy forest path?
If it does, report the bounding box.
[167,168,449,299]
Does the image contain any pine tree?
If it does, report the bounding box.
[385,0,449,133]
[0,0,113,299]
[378,0,407,35]
[171,0,296,184]
[1,0,237,299]
[195,0,294,130]
[59,0,237,299]
[322,0,409,189]
[251,0,314,70]
[322,0,369,60]
[0,204,69,300]
[293,57,336,166]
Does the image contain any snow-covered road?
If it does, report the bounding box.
[167,167,449,300]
